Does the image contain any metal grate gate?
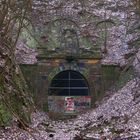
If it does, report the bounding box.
[49,70,89,96]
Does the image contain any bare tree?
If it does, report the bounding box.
[0,0,33,126]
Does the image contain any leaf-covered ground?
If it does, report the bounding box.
[0,78,140,140]
[1,0,140,139]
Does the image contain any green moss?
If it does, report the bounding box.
[20,64,37,96]
[10,95,31,124]
[20,25,37,48]
[0,103,12,125]
[43,102,49,112]
[115,67,134,90]
[102,65,120,90]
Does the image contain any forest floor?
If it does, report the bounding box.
[1,0,140,139]
[0,78,140,140]
[1,30,140,140]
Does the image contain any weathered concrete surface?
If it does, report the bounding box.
[48,96,91,114]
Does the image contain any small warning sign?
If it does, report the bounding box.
[64,97,75,113]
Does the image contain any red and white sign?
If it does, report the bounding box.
[65,97,75,112]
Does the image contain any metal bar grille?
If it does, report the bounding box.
[49,70,89,96]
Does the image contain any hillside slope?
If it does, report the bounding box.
[0,78,140,140]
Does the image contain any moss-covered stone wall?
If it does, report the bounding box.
[20,63,121,112]
[20,64,37,99]
[102,65,121,91]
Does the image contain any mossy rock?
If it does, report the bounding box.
[10,95,31,124]
[0,103,12,126]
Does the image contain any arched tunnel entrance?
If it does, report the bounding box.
[34,18,103,117]
[48,70,91,115]
[49,70,90,96]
